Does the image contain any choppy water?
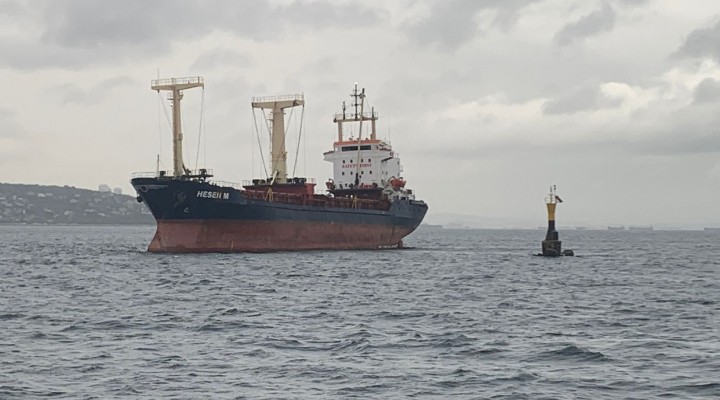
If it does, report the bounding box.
[1,225,719,399]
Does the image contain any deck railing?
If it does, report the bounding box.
[211,180,244,190]
[251,94,304,104]
[333,111,378,120]
[241,178,317,186]
[151,76,204,87]
[131,169,214,179]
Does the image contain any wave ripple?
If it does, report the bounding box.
[1,226,719,398]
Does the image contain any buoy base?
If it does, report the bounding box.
[542,239,562,257]
[538,240,574,257]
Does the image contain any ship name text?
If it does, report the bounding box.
[196,190,230,200]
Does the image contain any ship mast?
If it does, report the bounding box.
[355,86,365,186]
[332,83,377,142]
[251,95,304,184]
[151,77,204,177]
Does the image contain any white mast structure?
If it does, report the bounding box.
[333,83,377,142]
[151,76,204,177]
[251,94,305,184]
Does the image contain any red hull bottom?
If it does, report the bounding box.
[147,220,414,253]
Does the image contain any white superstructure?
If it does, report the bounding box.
[323,139,402,190]
[323,84,405,192]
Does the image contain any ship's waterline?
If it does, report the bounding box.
[148,219,415,253]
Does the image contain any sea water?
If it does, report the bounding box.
[1,225,719,399]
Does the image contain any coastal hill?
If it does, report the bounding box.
[0,183,153,225]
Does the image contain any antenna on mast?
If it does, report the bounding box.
[355,87,366,187]
[333,83,378,143]
[352,83,359,119]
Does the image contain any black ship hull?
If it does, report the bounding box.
[131,177,428,252]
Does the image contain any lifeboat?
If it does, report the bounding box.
[389,177,406,188]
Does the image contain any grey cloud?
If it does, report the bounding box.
[0,0,22,15]
[635,119,720,156]
[191,49,254,72]
[382,41,658,111]
[490,0,542,30]
[51,76,136,105]
[6,0,383,70]
[0,108,23,138]
[674,19,720,61]
[542,84,622,115]
[389,1,665,108]
[280,1,382,28]
[693,78,720,103]
[42,1,169,49]
[555,3,616,46]
[613,99,720,156]
[0,39,100,70]
[402,0,540,50]
[0,0,200,70]
[614,0,650,7]
[411,94,720,162]
[637,133,720,156]
[47,0,384,42]
[402,0,480,50]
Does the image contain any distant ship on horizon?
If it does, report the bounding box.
[420,223,444,229]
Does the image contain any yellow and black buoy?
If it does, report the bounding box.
[541,185,574,257]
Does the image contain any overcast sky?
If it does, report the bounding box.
[2,0,720,227]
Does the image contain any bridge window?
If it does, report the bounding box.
[341,145,372,152]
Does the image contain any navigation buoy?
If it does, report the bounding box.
[539,185,574,257]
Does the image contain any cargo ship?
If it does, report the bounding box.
[131,77,427,252]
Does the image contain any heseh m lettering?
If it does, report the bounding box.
[196,190,230,200]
